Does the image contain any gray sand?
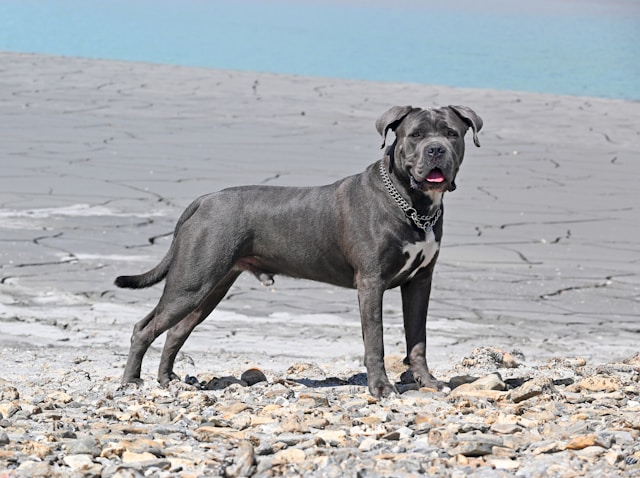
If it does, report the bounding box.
[1,51,639,377]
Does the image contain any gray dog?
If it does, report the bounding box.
[115,105,482,398]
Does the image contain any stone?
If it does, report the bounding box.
[531,440,565,455]
[0,449,17,461]
[383,355,407,375]
[459,347,524,369]
[225,441,255,478]
[231,413,252,431]
[486,458,521,470]
[22,441,53,460]
[490,422,522,434]
[218,401,253,417]
[0,386,19,401]
[263,384,294,400]
[565,433,610,450]
[316,429,348,446]
[509,377,554,403]
[449,384,508,400]
[304,416,330,429]
[16,460,53,477]
[350,424,387,438]
[414,413,443,431]
[286,362,326,379]
[605,450,622,466]
[448,375,478,389]
[578,376,622,392]
[63,453,96,470]
[194,425,245,441]
[272,448,306,465]
[381,430,401,441]
[341,397,370,410]
[448,440,494,457]
[0,403,20,419]
[623,352,640,366]
[492,446,517,458]
[275,432,307,446]
[471,373,506,391]
[358,438,382,452]
[240,368,268,386]
[279,414,308,433]
[0,431,9,445]
[49,390,74,404]
[204,376,247,390]
[448,433,503,457]
[122,451,158,463]
[297,391,330,407]
[66,436,102,456]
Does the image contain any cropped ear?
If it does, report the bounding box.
[375,105,414,149]
[448,105,483,147]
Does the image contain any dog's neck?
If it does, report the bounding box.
[385,146,443,216]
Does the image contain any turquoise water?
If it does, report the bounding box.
[1,0,639,99]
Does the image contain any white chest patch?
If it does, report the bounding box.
[394,229,440,281]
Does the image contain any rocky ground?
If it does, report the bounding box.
[1,346,638,477]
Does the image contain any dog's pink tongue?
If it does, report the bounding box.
[426,169,445,183]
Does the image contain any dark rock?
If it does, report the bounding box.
[203,376,248,390]
[240,368,268,386]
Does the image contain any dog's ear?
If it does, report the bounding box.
[375,106,414,149]
[449,105,483,147]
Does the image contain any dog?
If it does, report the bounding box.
[115,105,482,398]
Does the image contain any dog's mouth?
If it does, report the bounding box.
[411,168,450,192]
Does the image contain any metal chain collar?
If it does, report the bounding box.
[378,159,442,233]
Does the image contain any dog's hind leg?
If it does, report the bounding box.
[122,308,158,385]
[122,254,238,385]
[157,270,241,385]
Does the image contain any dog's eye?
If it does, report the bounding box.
[409,131,422,138]
[447,129,458,137]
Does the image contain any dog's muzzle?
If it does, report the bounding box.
[410,168,452,192]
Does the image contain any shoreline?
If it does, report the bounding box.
[5,50,639,103]
[5,50,640,103]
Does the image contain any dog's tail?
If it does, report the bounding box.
[114,198,202,289]
[114,247,173,289]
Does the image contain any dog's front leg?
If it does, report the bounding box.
[401,270,444,390]
[357,277,396,398]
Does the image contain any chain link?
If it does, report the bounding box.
[378,160,442,233]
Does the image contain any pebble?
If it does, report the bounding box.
[16,460,53,477]
[63,453,99,471]
[66,436,102,456]
[578,375,622,392]
[225,440,255,477]
[0,352,637,476]
[508,376,555,403]
[272,447,306,465]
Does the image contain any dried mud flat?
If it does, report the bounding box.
[1,346,639,477]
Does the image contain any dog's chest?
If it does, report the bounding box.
[393,230,440,281]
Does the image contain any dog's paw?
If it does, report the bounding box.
[158,371,181,387]
[403,368,449,393]
[119,377,144,389]
[368,381,398,399]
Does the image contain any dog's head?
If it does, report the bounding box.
[376,105,482,193]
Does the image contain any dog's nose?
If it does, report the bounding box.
[426,143,446,159]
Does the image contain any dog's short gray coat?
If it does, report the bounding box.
[115,105,482,398]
